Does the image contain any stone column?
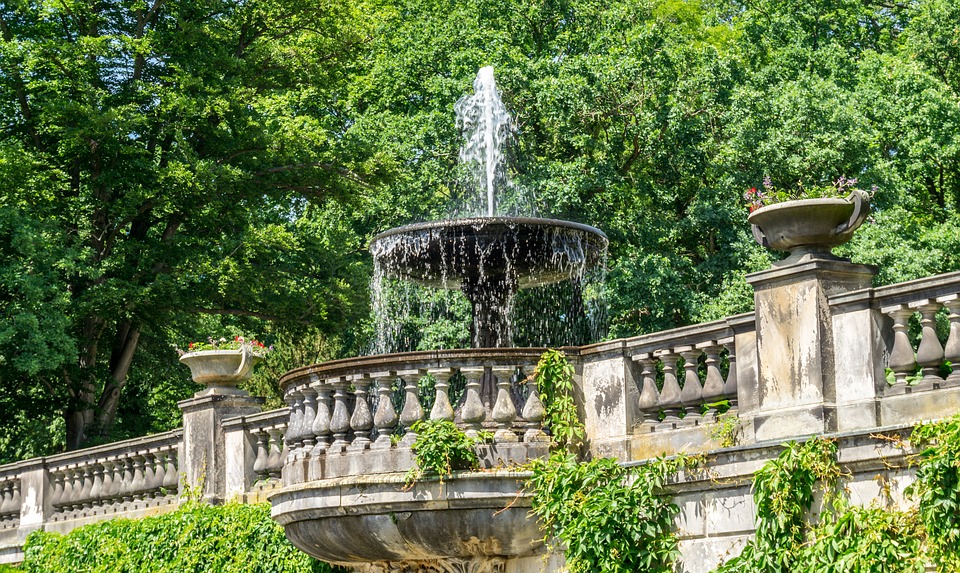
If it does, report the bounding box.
[178,389,263,504]
[746,259,877,441]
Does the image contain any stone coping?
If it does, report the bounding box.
[0,428,183,475]
[622,421,919,494]
[222,407,288,431]
[279,347,572,391]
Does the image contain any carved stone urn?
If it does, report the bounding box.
[178,345,263,396]
[749,189,871,264]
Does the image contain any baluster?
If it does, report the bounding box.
[700,343,725,418]
[51,470,64,511]
[492,367,518,443]
[371,374,399,449]
[70,466,85,512]
[100,459,117,505]
[429,368,456,422]
[151,452,165,498]
[398,370,425,447]
[913,300,944,390]
[120,457,135,505]
[461,367,487,439]
[89,462,104,509]
[941,297,960,388]
[635,354,660,428]
[132,455,146,503]
[721,338,738,409]
[267,428,283,479]
[12,481,21,518]
[141,453,156,501]
[300,385,318,454]
[329,377,352,452]
[252,430,270,480]
[0,483,11,519]
[655,350,682,429]
[521,369,548,443]
[104,456,123,511]
[285,388,304,454]
[349,374,374,450]
[677,348,704,425]
[163,450,179,494]
[311,381,333,455]
[77,465,94,512]
[885,305,916,395]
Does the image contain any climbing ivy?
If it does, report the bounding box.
[529,451,697,573]
[713,417,960,573]
[406,419,486,484]
[528,349,698,573]
[909,415,960,572]
[534,349,583,450]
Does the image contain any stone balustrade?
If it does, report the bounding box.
[278,349,551,483]
[625,318,747,431]
[221,408,288,502]
[45,430,182,523]
[873,272,960,393]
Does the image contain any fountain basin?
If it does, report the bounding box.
[370,217,608,289]
[270,471,542,567]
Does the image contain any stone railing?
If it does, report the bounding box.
[45,430,182,525]
[278,349,553,483]
[222,408,287,502]
[829,270,960,427]
[624,315,751,431]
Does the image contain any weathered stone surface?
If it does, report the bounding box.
[271,472,542,565]
[747,260,876,441]
[178,394,264,503]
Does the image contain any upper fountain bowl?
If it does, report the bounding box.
[370,217,608,289]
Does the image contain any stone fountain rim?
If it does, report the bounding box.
[369,216,609,248]
[277,346,581,391]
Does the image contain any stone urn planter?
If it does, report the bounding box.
[748,189,871,264]
[179,345,263,396]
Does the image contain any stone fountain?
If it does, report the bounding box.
[370,66,608,349]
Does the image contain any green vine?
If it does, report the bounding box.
[534,349,584,450]
[713,419,960,573]
[406,419,487,485]
[908,415,960,572]
[529,450,698,573]
[527,350,698,573]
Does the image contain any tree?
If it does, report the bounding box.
[0,0,381,451]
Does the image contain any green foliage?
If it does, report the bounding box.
[909,415,960,572]
[534,350,584,450]
[797,503,924,573]
[716,438,840,572]
[529,450,697,573]
[20,502,344,573]
[406,419,483,484]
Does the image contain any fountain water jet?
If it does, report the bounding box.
[370,67,608,349]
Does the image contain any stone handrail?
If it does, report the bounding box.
[221,408,288,495]
[44,429,182,521]
[829,271,960,391]
[279,348,554,483]
[621,314,754,433]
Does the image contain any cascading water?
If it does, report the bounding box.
[454,66,513,217]
[370,67,608,353]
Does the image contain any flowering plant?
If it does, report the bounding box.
[744,176,868,213]
[176,336,270,356]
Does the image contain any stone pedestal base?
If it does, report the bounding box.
[179,393,263,503]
